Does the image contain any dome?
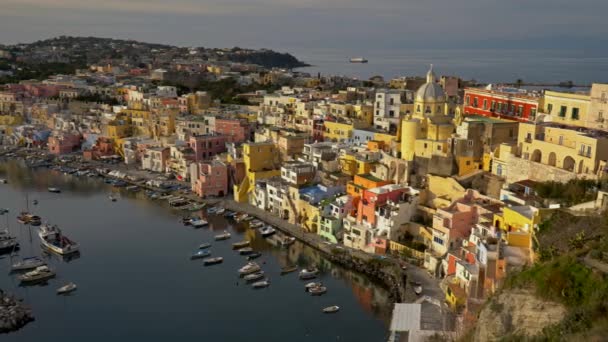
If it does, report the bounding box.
[415,64,445,102]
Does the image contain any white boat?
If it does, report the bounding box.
[412,282,423,295]
[206,206,218,214]
[38,224,79,255]
[191,249,211,260]
[0,179,7,184]
[305,282,323,291]
[238,262,261,276]
[349,57,368,63]
[216,208,226,215]
[243,271,265,282]
[199,243,211,249]
[214,231,231,241]
[108,195,117,202]
[19,265,55,284]
[11,257,45,271]
[309,286,327,296]
[281,236,296,247]
[57,282,77,295]
[0,230,18,253]
[232,240,250,249]
[190,218,209,228]
[203,257,223,266]
[47,187,61,193]
[323,305,340,313]
[249,220,264,229]
[259,226,276,238]
[238,247,254,255]
[251,279,270,289]
[299,268,319,280]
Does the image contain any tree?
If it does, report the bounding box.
[515,78,524,88]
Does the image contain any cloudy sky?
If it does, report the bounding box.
[1,0,607,52]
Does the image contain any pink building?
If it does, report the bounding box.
[214,118,251,144]
[188,134,228,161]
[193,161,228,198]
[48,132,82,155]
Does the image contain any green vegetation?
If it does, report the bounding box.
[0,62,84,84]
[160,78,281,105]
[534,179,605,206]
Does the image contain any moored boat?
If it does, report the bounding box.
[187,203,206,212]
[17,212,41,225]
[47,187,61,193]
[259,225,276,238]
[206,206,218,214]
[281,236,296,247]
[199,242,211,249]
[190,218,209,228]
[19,265,55,284]
[280,265,298,275]
[57,282,77,295]
[191,249,212,260]
[203,257,223,266]
[309,285,327,296]
[323,305,340,313]
[238,247,254,255]
[251,279,270,289]
[0,178,7,184]
[214,231,231,241]
[108,195,117,202]
[305,282,323,291]
[299,268,319,280]
[232,240,250,249]
[412,281,423,295]
[246,252,262,261]
[38,224,79,255]
[249,219,264,229]
[11,256,45,271]
[224,211,236,218]
[238,262,261,276]
[216,208,225,215]
[243,271,265,282]
[0,230,19,253]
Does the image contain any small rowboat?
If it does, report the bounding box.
[243,271,265,282]
[323,305,340,313]
[215,231,231,241]
[309,286,327,296]
[191,249,211,260]
[232,240,250,249]
[252,279,270,289]
[281,265,298,275]
[57,282,77,295]
[246,252,262,261]
[199,243,211,249]
[238,247,254,255]
[203,257,223,266]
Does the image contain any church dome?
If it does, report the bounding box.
[415,65,445,102]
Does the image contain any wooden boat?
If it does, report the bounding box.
[108,195,117,202]
[323,306,340,313]
[191,249,211,260]
[280,265,298,275]
[19,265,55,284]
[232,240,250,249]
[11,257,45,271]
[281,236,296,247]
[305,282,323,291]
[299,268,319,280]
[308,286,327,296]
[214,231,231,241]
[57,282,77,295]
[216,208,225,215]
[238,262,261,276]
[187,203,206,211]
[251,279,270,289]
[238,247,254,255]
[203,257,223,266]
[259,226,276,237]
[246,252,262,261]
[199,243,211,249]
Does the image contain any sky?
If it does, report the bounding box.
[1,0,607,53]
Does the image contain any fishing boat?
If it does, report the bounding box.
[108,195,117,202]
[323,306,340,313]
[238,262,261,276]
[238,247,254,255]
[214,231,231,241]
[249,219,264,229]
[280,265,298,275]
[11,257,45,271]
[190,218,209,228]
[203,257,223,266]
[199,242,211,249]
[281,236,296,247]
[251,279,270,289]
[17,212,40,225]
[38,224,79,255]
[0,230,19,253]
[216,208,225,215]
[308,285,327,296]
[47,187,61,193]
[246,252,262,261]
[299,268,319,280]
[259,226,276,238]
[243,271,265,282]
[57,282,77,295]
[232,240,250,249]
[190,249,212,260]
[19,265,55,284]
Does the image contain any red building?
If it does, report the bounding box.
[214,118,252,144]
[48,132,82,155]
[188,134,228,161]
[356,184,405,227]
[312,119,324,142]
[192,161,228,198]
[463,87,540,123]
[83,137,115,161]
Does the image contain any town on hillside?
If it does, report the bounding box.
[1,37,608,340]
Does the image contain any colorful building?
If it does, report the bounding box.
[463,87,540,123]
[192,160,228,198]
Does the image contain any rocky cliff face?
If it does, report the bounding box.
[474,288,566,341]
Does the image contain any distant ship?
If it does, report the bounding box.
[349,57,368,63]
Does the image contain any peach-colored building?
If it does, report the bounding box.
[188,134,227,161]
[48,132,82,155]
[192,160,228,198]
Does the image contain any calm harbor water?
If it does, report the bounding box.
[0,161,391,341]
[289,47,608,84]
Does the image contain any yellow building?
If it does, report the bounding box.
[324,121,354,142]
[339,153,376,176]
[106,118,132,139]
[542,90,590,128]
[588,83,608,131]
[353,104,374,126]
[234,142,281,203]
[519,122,608,176]
[0,115,22,126]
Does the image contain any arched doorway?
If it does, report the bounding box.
[563,156,575,172]
[531,149,542,163]
[548,152,557,167]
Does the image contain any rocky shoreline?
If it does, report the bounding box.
[0,292,34,334]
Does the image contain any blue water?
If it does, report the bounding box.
[0,162,391,341]
[288,47,608,84]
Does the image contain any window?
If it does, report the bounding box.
[587,146,592,157]
[473,97,478,108]
[416,105,421,113]
[558,135,564,145]
[389,110,395,117]
[602,92,607,102]
[433,236,444,245]
[530,107,537,119]
[559,106,567,117]
[389,98,394,105]
[467,140,474,147]
[491,101,496,111]
[483,99,488,110]
[437,145,442,151]
[572,107,580,120]
[497,164,503,176]
[599,111,604,122]
[517,106,523,116]
[510,104,515,114]
[465,96,470,106]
